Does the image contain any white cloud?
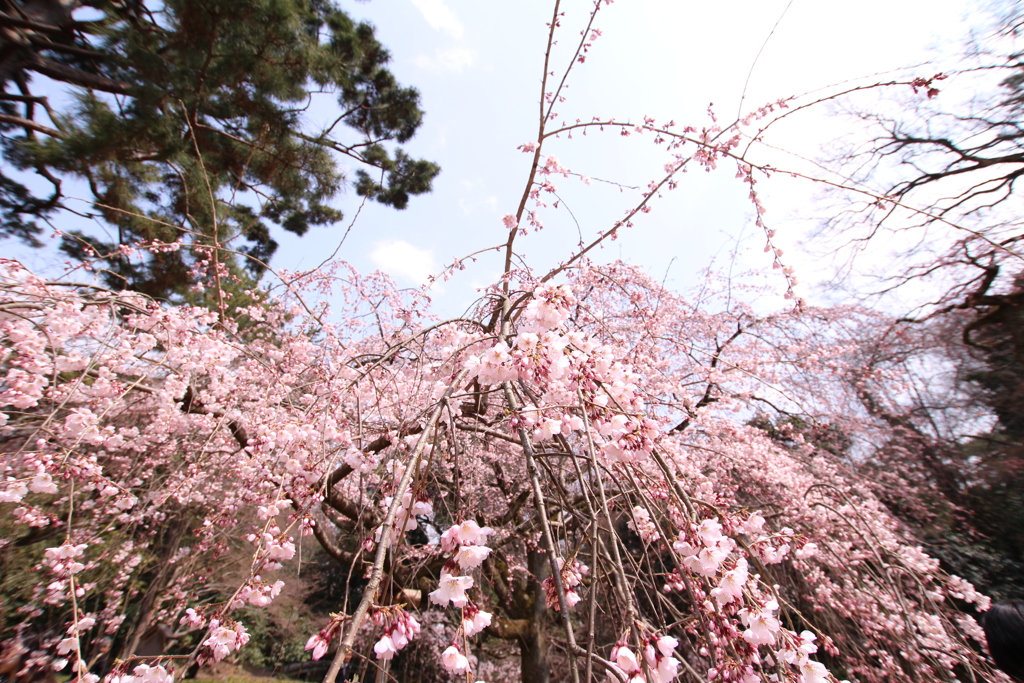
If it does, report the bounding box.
[412,47,476,73]
[411,0,464,38]
[370,239,437,285]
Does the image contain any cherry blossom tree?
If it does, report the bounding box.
[0,2,1006,683]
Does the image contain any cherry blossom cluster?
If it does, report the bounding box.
[673,517,735,578]
[201,619,249,663]
[610,635,681,683]
[231,577,285,609]
[431,521,494,608]
[429,521,495,677]
[375,488,433,545]
[371,605,421,660]
[433,606,498,677]
[628,505,661,544]
[43,543,88,578]
[256,529,296,571]
[0,27,1006,678]
[108,663,174,683]
[542,557,588,611]
[304,614,346,661]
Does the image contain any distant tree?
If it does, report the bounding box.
[950,282,1024,601]
[0,0,439,299]
[807,4,1024,600]
[820,4,1024,319]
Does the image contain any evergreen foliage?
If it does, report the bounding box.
[0,0,439,299]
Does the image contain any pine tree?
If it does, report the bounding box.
[0,0,440,299]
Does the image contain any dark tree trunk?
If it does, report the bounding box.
[117,521,186,661]
[518,549,549,683]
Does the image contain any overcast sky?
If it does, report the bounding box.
[4,0,992,315]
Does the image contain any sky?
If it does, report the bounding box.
[276,0,983,315]
[3,0,993,316]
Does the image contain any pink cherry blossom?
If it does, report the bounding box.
[462,608,492,637]
[455,544,493,570]
[441,645,470,673]
[798,658,830,683]
[126,664,173,683]
[740,601,781,647]
[429,572,474,608]
[656,635,679,657]
[305,633,329,661]
[203,622,249,662]
[613,645,640,673]
[0,7,1004,680]
[373,635,398,660]
[441,520,494,552]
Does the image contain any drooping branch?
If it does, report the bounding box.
[322,369,468,683]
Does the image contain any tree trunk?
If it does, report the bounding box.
[117,521,186,661]
[518,550,549,683]
[519,632,549,683]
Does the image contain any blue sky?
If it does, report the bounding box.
[3,0,983,315]
[276,0,979,315]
